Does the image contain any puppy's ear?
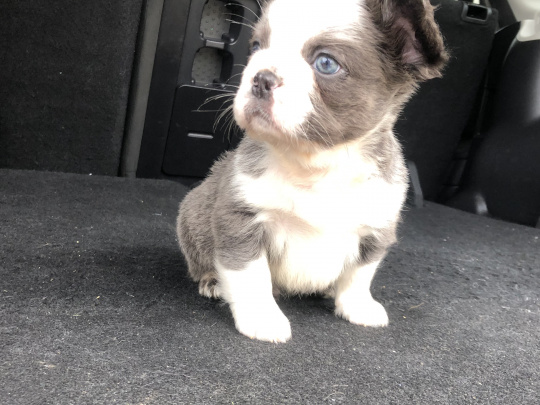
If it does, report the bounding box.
[368,0,448,80]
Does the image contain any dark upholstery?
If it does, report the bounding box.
[396,0,498,199]
[0,0,143,175]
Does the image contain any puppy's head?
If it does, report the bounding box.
[233,0,448,150]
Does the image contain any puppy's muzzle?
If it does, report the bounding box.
[252,70,282,101]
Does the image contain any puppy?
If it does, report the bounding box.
[177,0,447,342]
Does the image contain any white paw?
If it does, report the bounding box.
[335,297,389,327]
[230,301,292,343]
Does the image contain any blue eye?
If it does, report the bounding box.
[250,41,261,54]
[314,54,341,75]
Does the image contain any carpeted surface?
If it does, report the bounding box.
[1,169,539,404]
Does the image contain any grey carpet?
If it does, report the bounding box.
[1,169,539,404]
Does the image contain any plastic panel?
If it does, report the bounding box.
[137,0,260,179]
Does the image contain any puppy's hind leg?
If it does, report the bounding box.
[177,188,220,299]
[198,271,221,299]
[181,254,220,299]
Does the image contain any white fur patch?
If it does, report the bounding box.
[334,260,389,327]
[233,0,365,140]
[217,256,292,343]
[236,140,405,230]
[233,50,314,137]
[267,0,364,47]
[267,217,359,294]
[234,140,406,294]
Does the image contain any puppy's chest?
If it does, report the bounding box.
[235,169,392,293]
[237,167,397,232]
[266,215,360,293]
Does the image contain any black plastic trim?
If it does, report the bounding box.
[137,0,259,179]
[136,0,192,179]
[461,2,492,25]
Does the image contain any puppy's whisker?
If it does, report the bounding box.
[214,110,228,134]
[205,93,235,101]
[226,73,244,83]
[225,3,260,20]
[224,12,254,24]
[223,11,258,26]
[225,110,238,142]
[219,108,237,143]
[196,94,235,112]
[225,19,255,30]
[216,99,234,118]
[214,104,234,134]
[207,93,235,99]
[195,109,228,113]
[197,93,234,106]
[311,116,336,147]
[305,118,331,148]
[297,124,310,149]
[217,96,235,117]
[308,103,335,146]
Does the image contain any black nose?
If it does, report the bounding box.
[252,70,281,100]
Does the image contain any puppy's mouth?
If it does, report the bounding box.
[236,68,285,134]
[244,99,276,126]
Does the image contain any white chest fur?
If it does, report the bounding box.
[233,144,405,293]
[266,217,360,293]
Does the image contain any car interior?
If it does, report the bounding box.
[1,0,539,402]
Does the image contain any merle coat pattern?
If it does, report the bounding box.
[177,0,447,342]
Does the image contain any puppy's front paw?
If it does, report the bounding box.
[335,297,389,327]
[230,301,292,343]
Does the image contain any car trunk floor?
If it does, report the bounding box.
[1,169,539,404]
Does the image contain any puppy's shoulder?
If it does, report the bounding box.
[211,137,269,208]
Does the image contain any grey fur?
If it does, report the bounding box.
[177,147,266,280]
[358,225,398,265]
[235,137,268,178]
[177,0,447,298]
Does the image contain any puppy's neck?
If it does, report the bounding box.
[263,134,382,188]
[256,113,394,182]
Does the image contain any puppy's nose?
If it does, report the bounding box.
[252,70,281,100]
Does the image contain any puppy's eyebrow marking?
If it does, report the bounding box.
[252,14,271,48]
[301,31,354,60]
